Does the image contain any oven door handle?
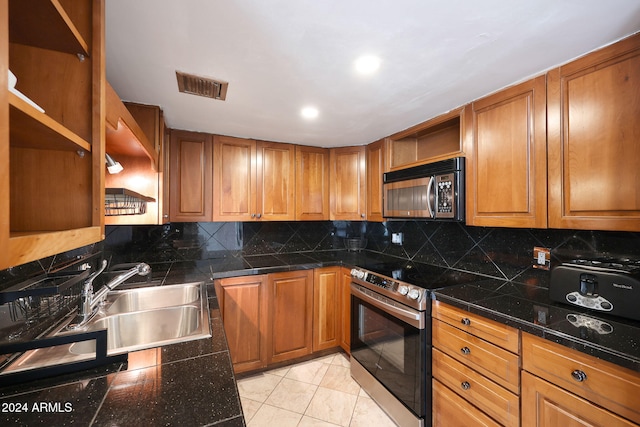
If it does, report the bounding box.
[351,284,425,329]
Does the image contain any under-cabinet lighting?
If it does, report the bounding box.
[106,153,124,174]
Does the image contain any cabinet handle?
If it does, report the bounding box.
[461,318,471,326]
[360,213,366,218]
[251,213,256,218]
[256,213,262,219]
[460,346,471,355]
[571,370,587,382]
[461,381,471,390]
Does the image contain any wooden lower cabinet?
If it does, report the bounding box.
[313,267,341,352]
[521,371,637,427]
[214,275,268,373]
[432,301,521,427]
[267,270,313,364]
[522,333,640,425]
[339,267,352,354]
[217,268,348,373]
[433,379,501,427]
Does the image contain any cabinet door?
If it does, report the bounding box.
[257,141,295,221]
[467,76,547,228]
[313,267,340,352]
[296,145,330,220]
[330,146,366,220]
[548,33,640,231]
[212,135,256,221]
[366,139,385,222]
[339,267,352,354]
[168,130,212,221]
[522,372,637,427]
[267,270,313,364]
[433,379,501,427]
[215,275,268,374]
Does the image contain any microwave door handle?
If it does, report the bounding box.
[427,176,435,219]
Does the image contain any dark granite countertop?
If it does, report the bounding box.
[2,249,638,425]
[431,278,640,373]
[210,249,640,373]
[0,278,244,426]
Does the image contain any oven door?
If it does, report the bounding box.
[350,283,428,420]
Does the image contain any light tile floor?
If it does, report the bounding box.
[237,352,398,427]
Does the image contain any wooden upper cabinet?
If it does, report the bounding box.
[213,135,255,221]
[105,102,165,226]
[257,141,295,221]
[548,33,640,231]
[213,136,294,221]
[168,129,212,222]
[467,76,547,228]
[2,0,105,269]
[366,139,385,222]
[387,107,466,171]
[330,146,366,220]
[296,145,330,220]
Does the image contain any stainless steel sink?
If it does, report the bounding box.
[1,282,211,375]
[104,283,201,314]
[70,305,203,354]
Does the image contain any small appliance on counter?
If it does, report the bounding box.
[549,255,640,321]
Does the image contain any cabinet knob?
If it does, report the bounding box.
[571,370,587,382]
[461,381,471,391]
[256,213,262,219]
[360,213,366,218]
[460,346,471,355]
[251,213,256,218]
[461,318,471,326]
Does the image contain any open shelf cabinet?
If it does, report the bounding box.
[1,0,105,269]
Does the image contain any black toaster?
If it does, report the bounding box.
[549,258,640,322]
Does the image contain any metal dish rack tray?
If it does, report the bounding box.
[1,270,90,324]
[105,188,156,216]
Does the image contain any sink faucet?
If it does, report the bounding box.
[68,260,151,329]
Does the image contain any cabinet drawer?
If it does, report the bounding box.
[433,348,519,427]
[433,318,520,393]
[433,301,519,353]
[522,333,640,425]
[522,371,638,427]
[433,379,501,427]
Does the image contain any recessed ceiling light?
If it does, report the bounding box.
[354,55,381,75]
[301,106,319,119]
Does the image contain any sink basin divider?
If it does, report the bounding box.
[0,329,127,386]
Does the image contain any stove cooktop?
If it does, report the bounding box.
[356,259,479,291]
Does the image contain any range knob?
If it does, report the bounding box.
[397,285,409,295]
[407,288,421,300]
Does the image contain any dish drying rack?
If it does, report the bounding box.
[2,270,89,328]
[105,188,156,216]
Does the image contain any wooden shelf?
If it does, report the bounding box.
[387,107,465,170]
[106,82,158,167]
[9,0,89,56]
[9,92,91,152]
[7,227,102,268]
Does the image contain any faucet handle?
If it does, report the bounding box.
[137,263,151,276]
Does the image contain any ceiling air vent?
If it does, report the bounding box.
[176,71,228,100]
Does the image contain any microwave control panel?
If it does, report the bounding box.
[435,173,455,218]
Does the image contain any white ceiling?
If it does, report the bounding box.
[106,0,640,148]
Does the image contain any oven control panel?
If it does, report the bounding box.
[350,268,425,302]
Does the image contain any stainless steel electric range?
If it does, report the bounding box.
[349,261,477,427]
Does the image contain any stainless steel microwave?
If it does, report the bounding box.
[383,157,465,220]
